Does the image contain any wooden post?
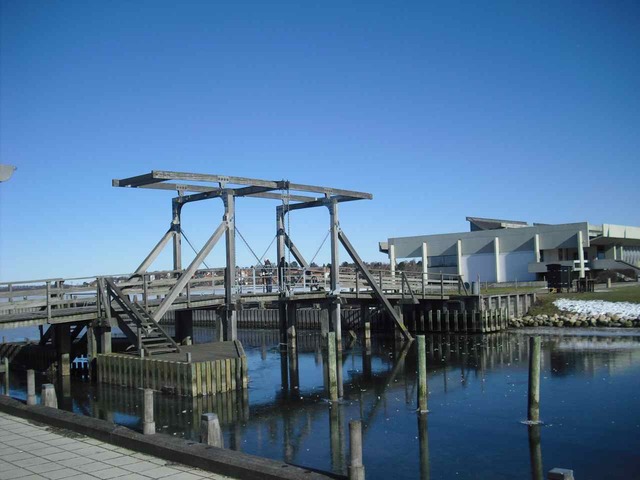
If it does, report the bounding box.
[46,281,52,322]
[143,388,155,434]
[2,357,8,395]
[348,420,365,480]
[327,332,339,401]
[200,413,224,447]
[143,274,149,310]
[42,384,57,408]
[417,335,428,413]
[528,337,541,423]
[27,370,36,405]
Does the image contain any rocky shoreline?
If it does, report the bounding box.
[510,312,640,329]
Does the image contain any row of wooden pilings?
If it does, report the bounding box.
[162,307,511,334]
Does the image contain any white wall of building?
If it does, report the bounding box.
[461,253,496,282]
[501,251,536,282]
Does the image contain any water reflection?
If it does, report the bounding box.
[528,425,543,480]
[4,328,640,479]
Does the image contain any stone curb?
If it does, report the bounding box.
[0,395,342,480]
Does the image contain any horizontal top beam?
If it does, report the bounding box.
[113,170,372,200]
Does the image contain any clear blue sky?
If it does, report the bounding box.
[1,1,639,281]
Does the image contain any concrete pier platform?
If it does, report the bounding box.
[0,410,232,480]
[97,341,248,396]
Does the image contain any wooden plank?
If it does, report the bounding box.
[196,362,203,396]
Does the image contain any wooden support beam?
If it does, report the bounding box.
[338,229,412,341]
[153,221,228,322]
[134,229,174,276]
[116,170,373,199]
[284,233,309,269]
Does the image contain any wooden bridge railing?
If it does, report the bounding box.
[337,268,466,298]
[0,265,467,319]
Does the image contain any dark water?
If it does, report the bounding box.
[4,327,640,480]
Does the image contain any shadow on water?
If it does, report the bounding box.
[5,327,640,479]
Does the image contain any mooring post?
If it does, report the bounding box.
[186,352,192,363]
[2,357,8,395]
[528,336,542,423]
[327,332,339,401]
[27,369,36,405]
[548,468,575,480]
[143,388,155,434]
[417,335,428,413]
[42,383,57,408]
[348,420,365,480]
[200,413,224,447]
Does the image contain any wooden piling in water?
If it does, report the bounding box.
[417,335,428,413]
[528,336,541,423]
[327,332,339,401]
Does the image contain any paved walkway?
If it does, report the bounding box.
[0,411,233,480]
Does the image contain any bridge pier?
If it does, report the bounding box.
[216,307,237,342]
[53,324,71,377]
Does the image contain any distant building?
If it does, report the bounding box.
[379,217,640,283]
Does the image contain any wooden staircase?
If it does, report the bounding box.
[101,278,180,356]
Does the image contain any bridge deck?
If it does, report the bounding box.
[0,289,455,330]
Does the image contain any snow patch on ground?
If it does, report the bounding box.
[553,299,640,319]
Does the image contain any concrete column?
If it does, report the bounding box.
[456,239,463,278]
[42,384,57,408]
[421,242,428,284]
[577,231,585,279]
[200,413,224,447]
[494,237,501,283]
[548,468,575,480]
[143,388,155,434]
[26,370,36,405]
[534,233,541,263]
